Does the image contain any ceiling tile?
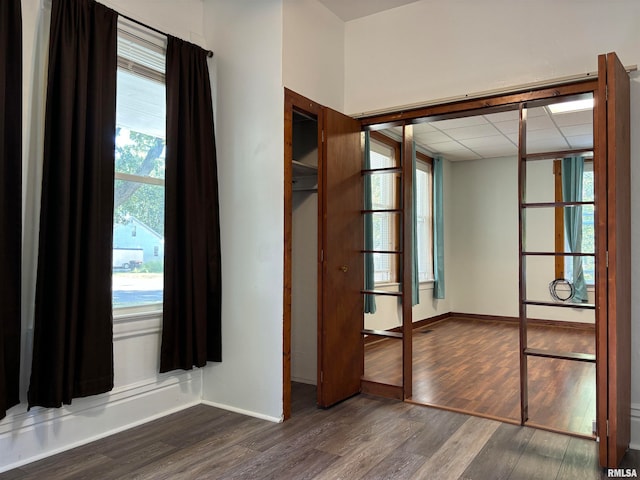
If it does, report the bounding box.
[429,115,488,130]
[550,110,594,127]
[443,123,501,141]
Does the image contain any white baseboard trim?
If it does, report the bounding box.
[201,399,282,423]
[630,403,640,450]
[0,370,202,473]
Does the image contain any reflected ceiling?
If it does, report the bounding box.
[394,106,593,162]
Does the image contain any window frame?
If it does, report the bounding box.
[553,157,595,286]
[369,131,401,285]
[415,151,434,283]
[113,20,167,314]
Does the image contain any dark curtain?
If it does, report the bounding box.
[161,37,221,372]
[28,0,117,408]
[0,0,22,419]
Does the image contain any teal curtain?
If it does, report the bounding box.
[363,132,376,313]
[411,142,420,306]
[433,156,445,299]
[562,156,588,303]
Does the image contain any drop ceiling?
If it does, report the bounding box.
[390,105,593,162]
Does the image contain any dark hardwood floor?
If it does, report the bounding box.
[1,383,637,479]
[364,316,597,436]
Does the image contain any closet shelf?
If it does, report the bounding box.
[521,201,594,208]
[361,167,402,175]
[361,289,403,297]
[523,300,596,310]
[292,160,318,176]
[524,348,596,363]
[361,329,403,339]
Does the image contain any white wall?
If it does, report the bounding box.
[201,0,284,422]
[292,191,318,384]
[344,0,639,448]
[345,0,640,115]
[283,0,344,111]
[2,0,209,472]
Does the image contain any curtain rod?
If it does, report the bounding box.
[118,12,214,58]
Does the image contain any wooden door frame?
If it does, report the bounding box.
[361,79,612,431]
[283,88,323,420]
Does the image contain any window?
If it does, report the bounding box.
[416,153,434,282]
[555,160,595,285]
[112,23,167,309]
[369,132,401,284]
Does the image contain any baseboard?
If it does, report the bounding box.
[201,399,282,423]
[450,312,595,330]
[630,403,640,450]
[0,370,202,473]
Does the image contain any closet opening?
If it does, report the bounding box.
[283,90,323,419]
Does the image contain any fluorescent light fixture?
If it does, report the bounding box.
[547,98,594,114]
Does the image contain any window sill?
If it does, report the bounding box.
[113,304,163,322]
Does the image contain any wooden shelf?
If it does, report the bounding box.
[361,329,403,339]
[523,300,595,310]
[524,348,596,363]
[521,201,594,208]
[522,251,595,257]
[361,249,402,254]
[361,167,402,175]
[523,148,593,161]
[361,209,403,214]
[361,289,403,297]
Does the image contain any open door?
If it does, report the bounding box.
[317,107,363,407]
[596,51,631,468]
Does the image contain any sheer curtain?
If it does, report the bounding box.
[562,156,588,303]
[160,37,222,372]
[28,0,117,408]
[0,0,23,419]
[363,132,376,313]
[433,155,445,299]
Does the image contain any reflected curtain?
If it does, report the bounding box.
[28,0,117,408]
[161,37,221,372]
[433,155,445,299]
[363,132,376,313]
[411,142,419,306]
[562,156,588,303]
[0,0,22,419]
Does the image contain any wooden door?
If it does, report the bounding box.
[317,108,363,407]
[596,51,631,468]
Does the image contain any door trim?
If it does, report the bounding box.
[283,88,322,420]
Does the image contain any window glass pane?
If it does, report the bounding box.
[114,32,166,309]
[113,181,164,307]
[564,170,595,284]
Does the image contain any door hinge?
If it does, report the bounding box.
[606,419,609,437]
[322,130,325,143]
[321,249,324,262]
[606,84,609,101]
[320,371,323,382]
[606,251,609,268]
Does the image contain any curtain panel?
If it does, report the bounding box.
[411,141,420,306]
[28,0,117,408]
[363,132,376,313]
[433,156,445,299]
[562,156,588,303]
[0,0,23,419]
[161,37,222,372]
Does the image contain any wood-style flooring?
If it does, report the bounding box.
[2,383,637,479]
[364,316,596,436]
